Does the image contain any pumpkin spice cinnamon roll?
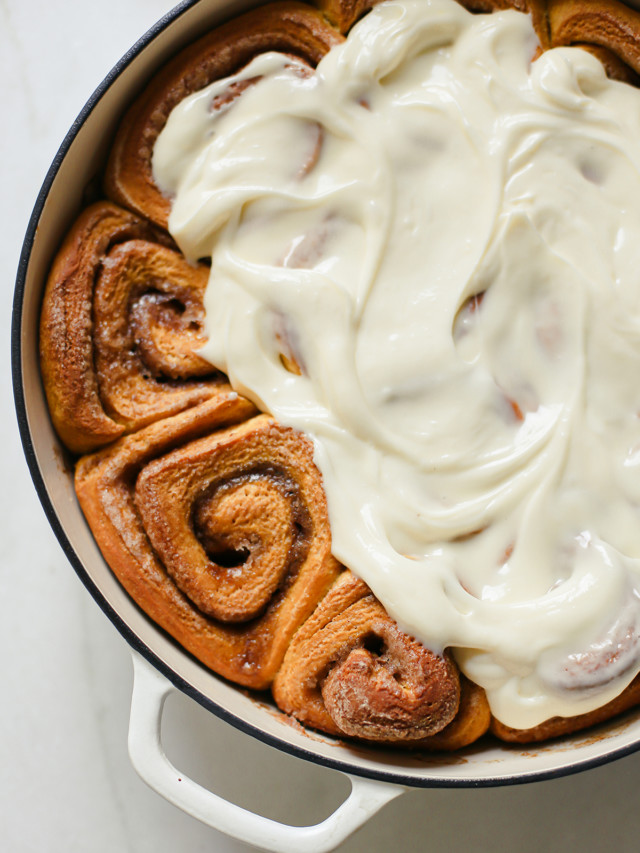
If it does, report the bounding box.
[458,0,640,81]
[104,1,343,229]
[76,405,342,688]
[40,201,223,454]
[272,571,490,746]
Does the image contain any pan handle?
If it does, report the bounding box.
[128,651,405,852]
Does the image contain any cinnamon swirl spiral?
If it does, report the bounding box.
[273,572,482,744]
[75,405,342,688]
[40,201,222,454]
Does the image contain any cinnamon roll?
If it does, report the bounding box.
[40,201,222,454]
[459,0,640,82]
[273,571,468,743]
[104,1,343,229]
[75,403,342,688]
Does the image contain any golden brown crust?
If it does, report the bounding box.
[315,0,381,33]
[40,201,224,454]
[104,1,343,228]
[491,673,640,744]
[75,404,342,689]
[40,202,166,453]
[548,0,640,77]
[273,572,461,742]
[418,675,491,751]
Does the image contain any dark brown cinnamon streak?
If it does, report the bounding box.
[104,1,343,229]
[40,201,223,455]
[548,0,640,82]
[75,404,342,689]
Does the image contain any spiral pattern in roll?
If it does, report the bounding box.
[75,403,341,689]
[40,201,222,454]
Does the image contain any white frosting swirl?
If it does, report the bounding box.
[153,0,640,728]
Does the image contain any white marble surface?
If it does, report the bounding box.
[4,2,640,851]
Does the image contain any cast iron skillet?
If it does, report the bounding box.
[12,0,640,849]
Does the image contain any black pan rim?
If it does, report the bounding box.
[11,0,640,794]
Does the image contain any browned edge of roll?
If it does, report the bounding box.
[548,0,640,80]
[40,200,223,455]
[273,571,467,743]
[491,673,640,744]
[104,1,344,228]
[315,0,382,32]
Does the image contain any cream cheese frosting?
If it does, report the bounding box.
[153,0,640,728]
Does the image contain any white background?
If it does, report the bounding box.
[4,1,640,851]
